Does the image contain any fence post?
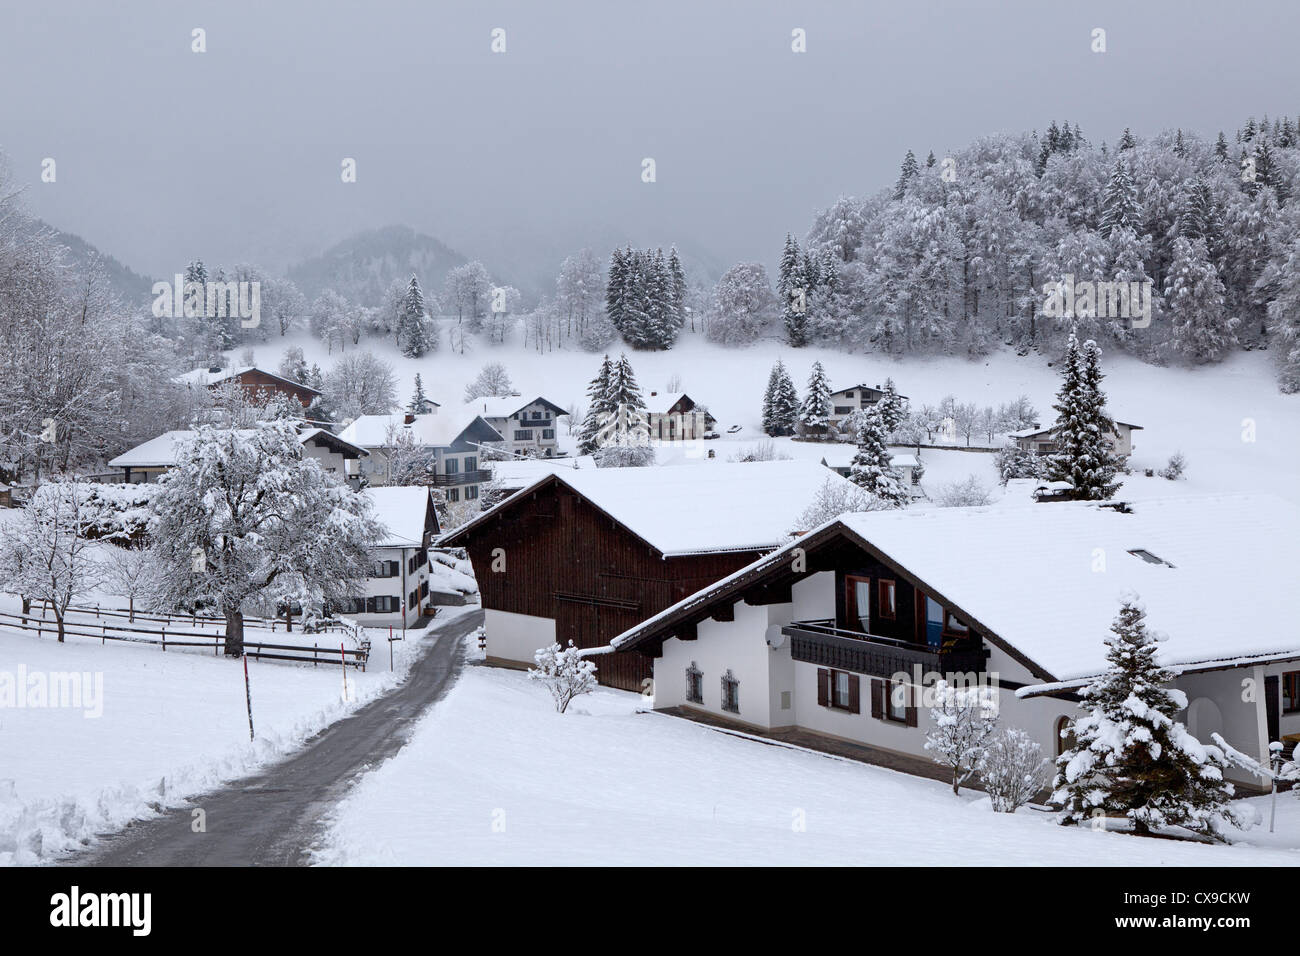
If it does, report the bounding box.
[102,623,106,646]
[161,627,166,652]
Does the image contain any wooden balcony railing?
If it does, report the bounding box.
[782,619,988,679]
[426,469,492,486]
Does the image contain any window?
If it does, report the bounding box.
[1284,671,1300,714]
[515,429,533,441]
[542,429,554,440]
[818,668,860,713]
[844,575,872,632]
[833,405,854,415]
[871,678,917,726]
[1055,716,1077,756]
[465,456,477,472]
[447,487,460,502]
[465,485,479,500]
[721,670,740,714]
[686,662,703,704]
[844,391,854,398]
[877,579,896,620]
[445,458,459,474]
[371,560,398,578]
[408,589,418,609]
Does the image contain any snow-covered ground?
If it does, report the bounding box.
[264,328,1300,505]
[312,659,1300,867]
[0,590,477,865]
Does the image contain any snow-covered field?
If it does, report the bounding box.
[268,328,1300,505]
[313,659,1300,867]
[0,595,476,866]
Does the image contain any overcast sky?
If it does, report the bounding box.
[3,0,1298,281]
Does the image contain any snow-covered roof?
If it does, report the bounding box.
[646,392,694,414]
[487,455,597,489]
[610,494,1300,684]
[297,427,369,458]
[470,395,567,420]
[109,427,368,468]
[338,413,504,450]
[172,366,254,387]
[444,459,851,556]
[170,365,321,396]
[363,486,434,549]
[1011,418,1143,440]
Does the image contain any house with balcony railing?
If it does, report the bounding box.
[607,495,1300,789]
[338,411,505,504]
[470,395,568,459]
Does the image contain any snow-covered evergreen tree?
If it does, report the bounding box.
[1261,233,1300,391]
[798,360,832,436]
[894,149,920,199]
[847,404,909,507]
[578,355,615,455]
[1165,236,1237,363]
[1048,333,1121,499]
[1053,595,1250,841]
[876,378,907,433]
[778,233,808,346]
[408,373,435,414]
[1099,160,1140,238]
[761,359,799,436]
[398,274,433,357]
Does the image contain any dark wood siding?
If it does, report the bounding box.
[461,481,762,692]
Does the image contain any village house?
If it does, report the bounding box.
[606,494,1300,790]
[337,412,504,503]
[827,382,907,432]
[819,447,924,497]
[468,396,568,459]
[335,485,440,629]
[107,427,369,485]
[172,365,323,409]
[440,460,854,692]
[645,392,713,442]
[1010,419,1143,457]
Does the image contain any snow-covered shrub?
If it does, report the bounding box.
[594,444,656,468]
[994,441,1045,484]
[78,482,156,544]
[933,474,995,507]
[979,727,1052,812]
[727,440,790,463]
[1157,451,1187,481]
[529,641,598,713]
[788,477,888,534]
[924,679,997,795]
[1053,593,1251,841]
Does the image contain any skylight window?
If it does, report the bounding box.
[1128,549,1175,568]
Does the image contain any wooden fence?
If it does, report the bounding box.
[0,608,368,669]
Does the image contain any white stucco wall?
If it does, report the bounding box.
[485,608,556,665]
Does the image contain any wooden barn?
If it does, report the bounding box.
[440,460,851,692]
[172,365,322,409]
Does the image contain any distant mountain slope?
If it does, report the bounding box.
[288,225,469,306]
[35,221,154,305]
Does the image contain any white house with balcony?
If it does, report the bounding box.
[608,494,1300,792]
[1010,418,1143,457]
[338,412,505,504]
[337,485,440,629]
[468,396,567,458]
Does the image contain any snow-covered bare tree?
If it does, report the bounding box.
[324,351,398,420]
[979,727,1053,812]
[933,474,994,507]
[529,640,598,713]
[463,362,515,402]
[147,422,380,656]
[0,481,101,640]
[788,477,888,534]
[924,678,998,795]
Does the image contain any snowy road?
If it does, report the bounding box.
[66,608,483,867]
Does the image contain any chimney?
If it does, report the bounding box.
[404,412,416,425]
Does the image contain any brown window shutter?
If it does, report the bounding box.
[905,699,918,728]
[870,678,883,719]
[817,669,830,707]
[848,674,861,714]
